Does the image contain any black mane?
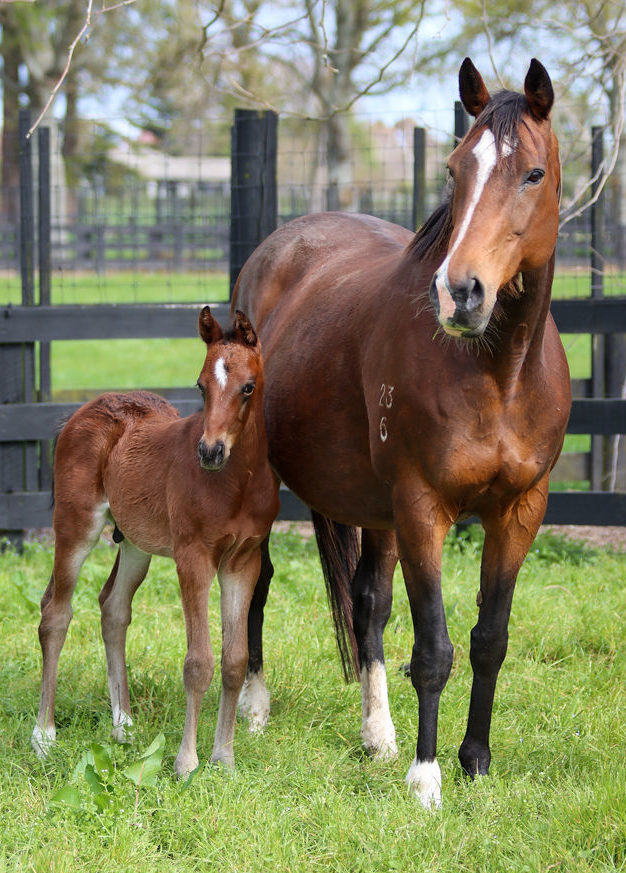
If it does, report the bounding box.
[407,90,529,263]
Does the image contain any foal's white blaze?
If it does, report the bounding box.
[214,357,228,390]
[31,723,56,759]
[435,128,498,317]
[238,670,270,732]
[360,661,397,759]
[406,757,442,809]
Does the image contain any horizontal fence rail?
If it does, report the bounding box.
[1,298,624,531]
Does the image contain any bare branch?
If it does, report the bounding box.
[26,0,137,138]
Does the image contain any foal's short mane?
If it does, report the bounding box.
[407,90,530,264]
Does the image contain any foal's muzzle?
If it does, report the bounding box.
[429,275,487,337]
[198,439,227,471]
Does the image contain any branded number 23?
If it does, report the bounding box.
[379,383,394,442]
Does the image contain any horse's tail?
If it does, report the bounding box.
[311,509,360,683]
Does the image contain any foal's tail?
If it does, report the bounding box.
[311,510,360,683]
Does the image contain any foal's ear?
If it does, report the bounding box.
[198,305,224,345]
[459,57,491,118]
[524,58,554,120]
[233,310,258,347]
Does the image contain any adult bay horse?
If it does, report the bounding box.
[32,308,279,776]
[234,59,571,807]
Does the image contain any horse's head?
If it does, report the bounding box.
[429,58,560,338]
[196,306,262,472]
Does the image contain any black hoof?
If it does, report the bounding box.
[458,739,491,778]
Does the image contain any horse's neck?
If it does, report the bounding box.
[232,402,268,473]
[489,255,556,390]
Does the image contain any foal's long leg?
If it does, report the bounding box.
[32,503,108,757]
[173,547,216,778]
[352,528,398,759]
[238,534,273,731]
[98,539,151,743]
[394,487,453,808]
[459,486,547,777]
[213,547,262,766]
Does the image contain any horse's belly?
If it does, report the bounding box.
[265,392,394,528]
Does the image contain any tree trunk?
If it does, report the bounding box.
[1,11,22,223]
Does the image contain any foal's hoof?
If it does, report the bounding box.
[174,752,199,780]
[31,723,56,759]
[238,672,270,732]
[111,709,134,744]
[406,757,442,809]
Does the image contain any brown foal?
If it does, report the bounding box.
[32,307,279,776]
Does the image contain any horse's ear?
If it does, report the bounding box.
[524,58,553,120]
[198,305,224,345]
[233,310,258,347]
[459,57,491,118]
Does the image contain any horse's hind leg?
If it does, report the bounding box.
[99,539,151,743]
[353,528,398,760]
[238,534,272,731]
[213,547,261,766]
[32,502,108,757]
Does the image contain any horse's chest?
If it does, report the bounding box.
[437,416,551,499]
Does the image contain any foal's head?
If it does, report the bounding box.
[429,58,561,338]
[196,307,262,471]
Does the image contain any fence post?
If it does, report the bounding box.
[0,110,37,548]
[412,127,426,231]
[454,101,470,145]
[590,126,605,490]
[229,109,278,298]
[39,126,53,490]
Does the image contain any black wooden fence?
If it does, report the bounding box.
[1,107,625,540]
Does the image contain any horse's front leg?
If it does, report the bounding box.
[353,528,398,759]
[212,546,262,766]
[394,487,453,808]
[238,534,273,732]
[174,547,216,778]
[459,485,548,778]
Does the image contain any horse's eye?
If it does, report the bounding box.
[241,382,255,397]
[196,380,205,397]
[526,168,545,185]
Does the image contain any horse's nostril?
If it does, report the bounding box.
[198,439,226,470]
[451,277,484,313]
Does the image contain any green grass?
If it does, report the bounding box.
[0,526,624,872]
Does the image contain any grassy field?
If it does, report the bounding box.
[0,525,623,872]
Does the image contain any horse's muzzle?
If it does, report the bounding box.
[198,439,227,471]
[429,275,487,337]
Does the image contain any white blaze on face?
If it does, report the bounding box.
[214,357,228,390]
[435,128,498,317]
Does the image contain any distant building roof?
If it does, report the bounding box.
[109,145,230,183]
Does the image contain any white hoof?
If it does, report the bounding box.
[406,757,442,809]
[361,719,398,760]
[111,707,134,744]
[238,672,270,732]
[360,662,397,759]
[31,723,56,759]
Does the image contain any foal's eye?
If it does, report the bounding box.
[196,380,205,397]
[526,168,545,185]
[241,382,255,397]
